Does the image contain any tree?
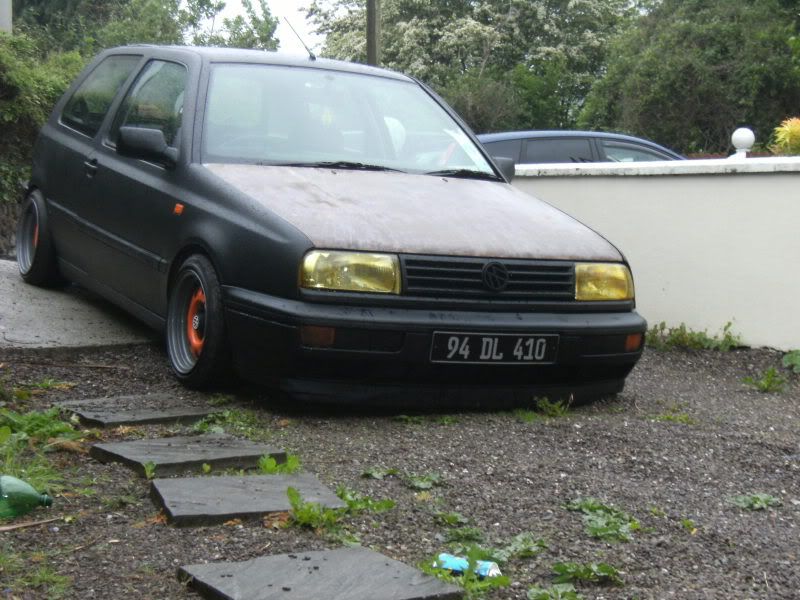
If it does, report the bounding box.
[306,0,633,131]
[580,0,800,153]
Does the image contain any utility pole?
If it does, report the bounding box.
[366,0,380,66]
[0,0,12,34]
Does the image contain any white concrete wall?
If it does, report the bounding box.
[513,158,800,350]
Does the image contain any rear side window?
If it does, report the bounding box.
[483,139,522,162]
[61,55,140,138]
[111,60,188,147]
[600,141,670,162]
[523,138,593,163]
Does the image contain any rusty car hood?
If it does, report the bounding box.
[204,164,622,261]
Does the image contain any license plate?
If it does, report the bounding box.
[430,332,558,364]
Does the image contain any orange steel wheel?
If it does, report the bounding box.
[186,287,206,357]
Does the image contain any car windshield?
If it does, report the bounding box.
[202,63,495,177]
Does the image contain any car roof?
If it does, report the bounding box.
[107,44,412,82]
[477,130,683,158]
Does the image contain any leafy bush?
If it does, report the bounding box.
[772,117,800,155]
[0,33,85,206]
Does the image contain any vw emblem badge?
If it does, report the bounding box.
[482,261,509,292]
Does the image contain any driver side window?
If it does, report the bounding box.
[111,60,188,147]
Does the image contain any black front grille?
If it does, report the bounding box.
[401,255,575,302]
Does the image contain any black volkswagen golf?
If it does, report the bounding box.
[17,46,646,403]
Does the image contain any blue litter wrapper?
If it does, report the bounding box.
[434,553,502,578]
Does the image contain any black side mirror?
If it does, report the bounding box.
[117,126,178,168]
[491,156,516,182]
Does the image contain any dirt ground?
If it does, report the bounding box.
[1,342,798,600]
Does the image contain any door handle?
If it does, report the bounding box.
[83,158,98,178]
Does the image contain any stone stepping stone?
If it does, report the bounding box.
[58,393,217,427]
[151,473,346,526]
[179,546,463,600]
[90,434,285,477]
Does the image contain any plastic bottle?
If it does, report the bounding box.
[0,475,53,519]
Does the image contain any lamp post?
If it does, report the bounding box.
[0,0,12,34]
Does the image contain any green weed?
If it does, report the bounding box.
[335,485,396,514]
[208,393,234,406]
[649,506,666,517]
[405,472,442,490]
[653,411,696,425]
[535,397,571,418]
[258,454,300,474]
[142,461,157,480]
[434,511,470,526]
[0,407,79,442]
[743,367,785,393]
[446,526,484,544]
[490,533,548,563]
[393,414,426,425]
[527,583,583,599]
[287,486,344,532]
[729,493,781,510]
[680,518,698,534]
[361,466,399,480]
[422,545,510,599]
[552,561,623,585]
[566,498,640,542]
[201,463,212,474]
[513,409,541,423]
[435,415,459,425]
[782,350,800,373]
[646,321,741,351]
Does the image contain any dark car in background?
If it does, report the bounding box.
[16,46,646,404]
[478,130,684,165]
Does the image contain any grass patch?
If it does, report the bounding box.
[0,543,71,599]
[566,497,640,542]
[287,486,395,537]
[646,321,741,351]
[729,493,781,510]
[336,485,395,513]
[743,367,785,393]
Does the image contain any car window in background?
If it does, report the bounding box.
[61,55,141,138]
[600,141,671,162]
[203,64,494,175]
[111,60,188,147]
[482,139,522,162]
[524,138,593,163]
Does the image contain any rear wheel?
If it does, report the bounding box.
[166,254,229,388]
[16,191,61,287]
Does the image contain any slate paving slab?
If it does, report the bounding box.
[151,473,346,526]
[90,434,285,477]
[57,393,217,427]
[179,546,463,600]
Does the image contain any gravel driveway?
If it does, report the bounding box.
[1,343,798,599]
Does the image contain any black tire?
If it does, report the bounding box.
[166,254,230,388]
[16,191,62,287]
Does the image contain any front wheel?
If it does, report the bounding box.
[166,254,230,388]
[16,191,62,287]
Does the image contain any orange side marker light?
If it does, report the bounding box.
[625,333,643,352]
[173,203,185,215]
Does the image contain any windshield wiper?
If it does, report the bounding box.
[425,168,502,181]
[279,161,404,172]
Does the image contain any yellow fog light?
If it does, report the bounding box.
[301,250,401,294]
[575,263,634,301]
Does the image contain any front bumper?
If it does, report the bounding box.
[223,286,647,404]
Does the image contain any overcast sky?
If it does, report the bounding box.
[219,0,324,55]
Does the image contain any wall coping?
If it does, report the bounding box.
[515,156,800,177]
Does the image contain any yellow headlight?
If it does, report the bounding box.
[575,263,635,301]
[301,250,401,294]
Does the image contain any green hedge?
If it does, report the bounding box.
[0,33,85,205]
